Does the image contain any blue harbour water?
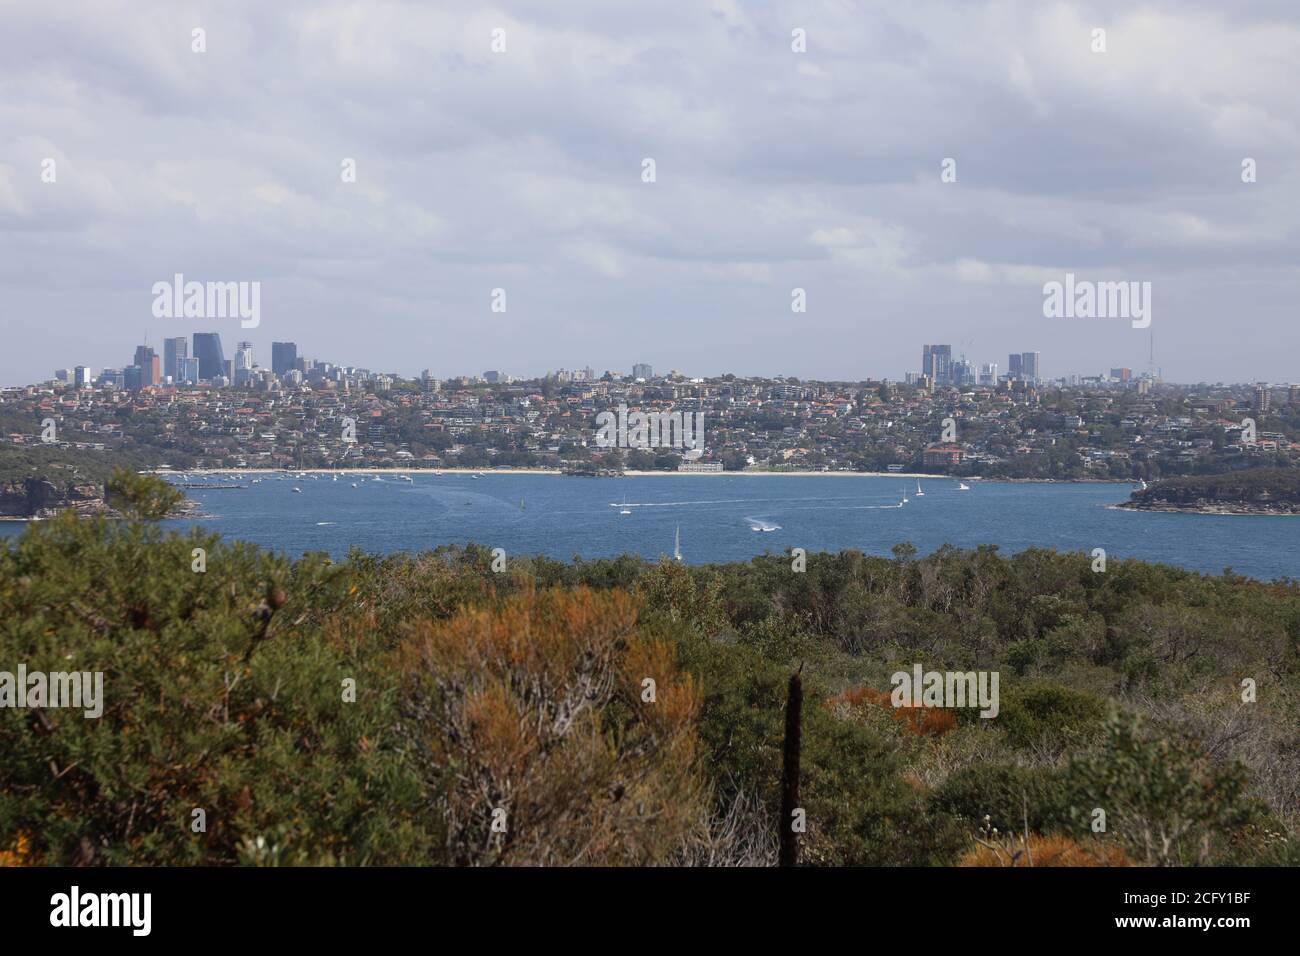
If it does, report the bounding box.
[2,474,1297,581]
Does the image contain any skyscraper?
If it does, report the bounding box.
[1021,351,1041,383]
[922,344,952,385]
[133,346,159,387]
[950,358,974,387]
[180,357,200,383]
[193,333,226,381]
[272,341,297,375]
[163,337,188,382]
[232,342,254,386]
[1007,353,1023,379]
[632,363,653,380]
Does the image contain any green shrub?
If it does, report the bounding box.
[996,680,1106,750]
[930,762,1070,835]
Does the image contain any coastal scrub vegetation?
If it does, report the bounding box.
[1,475,1297,866]
[1127,467,1300,513]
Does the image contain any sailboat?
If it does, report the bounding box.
[901,485,908,504]
[915,480,924,497]
[673,526,683,562]
[520,497,525,512]
[957,482,970,491]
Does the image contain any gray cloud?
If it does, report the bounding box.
[1,0,1297,385]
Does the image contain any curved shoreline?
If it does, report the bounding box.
[159,467,1134,483]
[1114,502,1300,517]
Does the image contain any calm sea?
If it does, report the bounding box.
[2,474,1297,581]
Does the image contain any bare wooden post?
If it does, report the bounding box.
[778,667,803,867]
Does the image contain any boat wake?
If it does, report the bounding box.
[744,517,782,532]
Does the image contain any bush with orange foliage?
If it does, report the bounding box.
[0,832,35,867]
[959,833,1130,867]
[829,686,958,737]
[398,585,706,866]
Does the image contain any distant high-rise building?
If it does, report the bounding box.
[133,346,159,387]
[1110,367,1132,382]
[74,366,93,387]
[163,337,188,382]
[123,365,142,390]
[1255,385,1272,412]
[54,368,72,383]
[180,357,200,384]
[483,370,505,384]
[98,368,124,390]
[632,363,653,381]
[978,363,998,387]
[1289,384,1300,406]
[232,342,254,385]
[922,345,952,385]
[193,333,226,381]
[1020,351,1040,383]
[1008,353,1022,379]
[271,341,297,375]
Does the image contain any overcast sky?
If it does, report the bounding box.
[1,0,1297,386]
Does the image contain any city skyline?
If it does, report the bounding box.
[37,327,1300,390]
[3,2,1299,387]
